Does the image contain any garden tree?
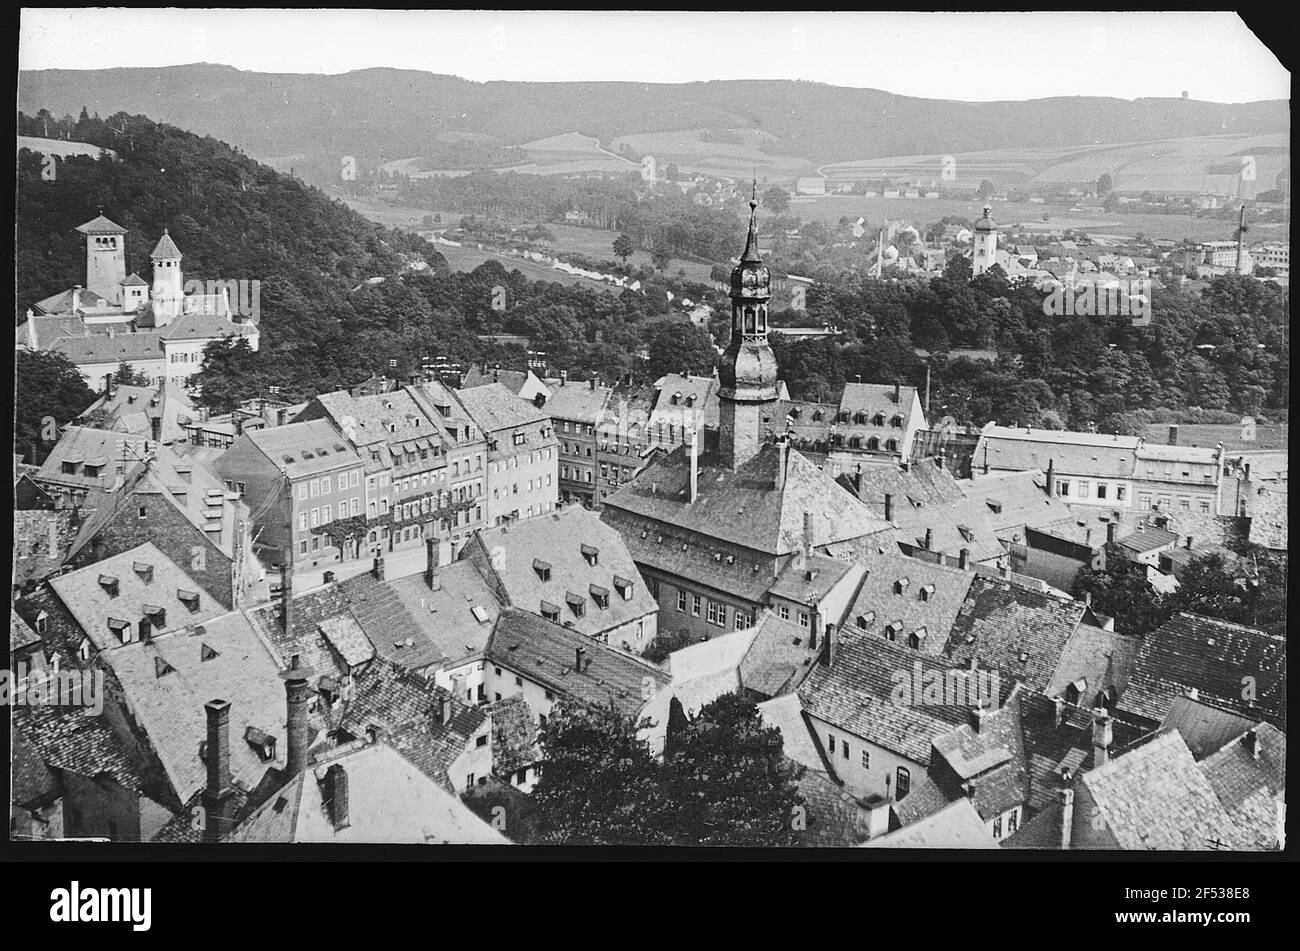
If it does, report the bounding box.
[977,179,996,199]
[112,362,152,387]
[14,350,96,465]
[1072,544,1172,637]
[1097,412,1142,436]
[651,248,671,272]
[530,702,677,846]
[644,320,717,381]
[762,186,789,214]
[612,233,633,264]
[1096,173,1113,195]
[665,693,801,847]
[1165,549,1287,639]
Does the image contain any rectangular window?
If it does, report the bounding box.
[896,767,911,800]
[1116,485,1127,501]
[827,735,836,755]
[298,484,308,500]
[779,605,790,621]
[1058,480,1070,497]
[691,594,701,617]
[993,815,1003,838]
[677,591,687,612]
[310,508,319,528]
[351,471,360,488]
[1096,483,1107,500]
[298,512,307,531]
[310,480,320,498]
[798,611,810,628]
[1007,810,1018,834]
[322,504,331,523]
[321,478,330,495]
[861,750,870,769]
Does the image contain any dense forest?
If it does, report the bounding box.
[15,112,1289,444]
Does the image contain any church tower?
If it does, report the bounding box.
[717,188,779,470]
[150,229,184,325]
[972,205,997,276]
[75,212,128,305]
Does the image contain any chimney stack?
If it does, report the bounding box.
[1185,535,1193,550]
[575,645,587,673]
[689,427,700,503]
[1053,696,1066,727]
[970,703,987,733]
[150,414,162,443]
[202,699,234,842]
[372,553,385,581]
[858,794,891,842]
[324,763,350,831]
[1168,424,1179,446]
[1242,729,1260,760]
[821,623,835,667]
[1046,458,1055,496]
[1058,788,1074,849]
[280,654,315,777]
[893,381,901,404]
[1092,709,1113,768]
[802,511,814,563]
[589,376,596,391]
[923,528,933,551]
[959,548,970,570]
[425,537,440,587]
[853,463,863,496]
[883,493,894,523]
[1106,521,1116,544]
[281,547,294,635]
[774,435,788,491]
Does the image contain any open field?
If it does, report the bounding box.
[609,128,815,182]
[823,132,1289,197]
[1141,423,1288,453]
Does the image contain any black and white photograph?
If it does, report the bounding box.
[7,8,1290,886]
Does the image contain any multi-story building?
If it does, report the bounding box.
[214,419,366,568]
[406,380,490,553]
[594,381,658,507]
[765,381,927,464]
[542,374,612,506]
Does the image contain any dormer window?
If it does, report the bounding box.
[143,604,166,629]
[885,620,904,641]
[909,627,927,650]
[812,411,824,422]
[893,578,909,595]
[154,656,174,678]
[856,611,875,630]
[201,642,219,662]
[854,412,868,425]
[533,559,552,582]
[178,589,201,612]
[873,413,885,426]
[107,617,132,642]
[580,544,599,567]
[133,562,154,584]
[986,500,1003,514]
[99,575,120,598]
[565,592,586,618]
[590,585,610,609]
[918,584,935,602]
[613,576,634,600]
[540,601,560,623]
[671,393,681,406]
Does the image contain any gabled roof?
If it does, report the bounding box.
[1119,612,1285,729]
[976,425,1139,480]
[484,608,668,719]
[1080,729,1242,850]
[454,382,551,435]
[538,379,612,425]
[157,312,255,342]
[739,612,820,698]
[604,441,891,557]
[1159,696,1258,760]
[841,548,976,656]
[14,704,146,795]
[229,742,507,844]
[1198,724,1285,850]
[864,798,999,849]
[239,420,363,480]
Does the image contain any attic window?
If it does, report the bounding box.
[856,611,875,630]
[613,576,634,600]
[590,585,610,609]
[471,605,491,623]
[200,642,219,662]
[533,559,552,582]
[107,617,132,641]
[918,584,935,602]
[134,562,154,583]
[909,628,927,649]
[671,393,681,405]
[893,579,910,595]
[986,500,1003,514]
[540,601,560,623]
[154,656,174,678]
[178,589,201,612]
[580,544,599,566]
[99,575,120,598]
[812,411,824,422]
[143,604,166,629]
[873,413,885,426]
[244,726,277,762]
[565,592,586,617]
[885,620,904,641]
[957,526,974,542]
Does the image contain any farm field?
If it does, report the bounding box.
[609,128,815,182]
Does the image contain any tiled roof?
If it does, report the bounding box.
[13,703,146,795]
[463,365,533,396]
[471,507,657,644]
[158,312,255,342]
[455,382,551,435]
[930,691,1027,821]
[769,554,854,604]
[838,458,966,511]
[337,572,447,670]
[246,583,355,678]
[13,510,76,588]
[841,548,975,656]
[539,380,612,425]
[944,576,1087,692]
[381,563,501,669]
[864,798,999,848]
[1198,724,1285,850]
[76,382,195,444]
[99,608,290,804]
[757,693,831,775]
[613,521,773,601]
[37,426,177,492]
[242,420,363,480]
[48,542,226,652]
[1118,526,1179,555]
[739,612,820,698]
[1044,623,1142,704]
[48,330,164,365]
[228,742,508,844]
[1119,613,1285,729]
[976,425,1139,480]
[1159,697,1258,760]
[798,631,977,764]
[11,608,42,652]
[788,766,874,848]
[488,694,543,776]
[648,373,718,433]
[485,608,668,719]
[1080,729,1242,850]
[603,441,891,557]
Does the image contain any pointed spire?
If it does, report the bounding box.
[740,179,761,264]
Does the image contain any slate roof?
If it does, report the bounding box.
[13,703,147,796]
[48,542,226,652]
[930,689,1027,821]
[648,373,718,434]
[976,425,1140,480]
[49,331,165,365]
[454,382,551,435]
[1159,696,1259,760]
[944,576,1087,692]
[757,693,831,775]
[841,548,975,656]
[241,420,363,480]
[97,607,289,805]
[1118,526,1179,555]
[228,742,508,844]
[789,766,876,848]
[37,426,178,493]
[158,311,256,342]
[13,509,76,588]
[864,798,999,848]
[612,520,774,602]
[484,608,668,719]
[470,507,657,644]
[837,458,966,511]
[76,382,195,444]
[1079,729,1243,850]
[798,631,980,765]
[540,380,612,425]
[739,612,821,698]
[1044,623,1141,704]
[11,608,42,653]
[1119,613,1285,729]
[1198,724,1285,850]
[381,563,501,669]
[603,441,892,557]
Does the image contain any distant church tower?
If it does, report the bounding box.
[717,187,779,470]
[75,212,128,305]
[150,229,184,325]
[972,204,997,276]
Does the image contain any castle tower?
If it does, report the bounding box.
[150,229,184,325]
[972,204,997,276]
[75,212,128,305]
[717,187,779,470]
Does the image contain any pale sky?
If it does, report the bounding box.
[19,10,1289,103]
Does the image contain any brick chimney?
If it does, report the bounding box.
[802,511,814,563]
[689,427,700,502]
[1058,788,1074,849]
[774,435,788,491]
[970,702,988,733]
[820,623,835,667]
[893,381,901,404]
[883,493,894,523]
[1241,729,1260,760]
[923,527,933,551]
[857,793,891,842]
[1106,521,1117,544]
[1046,458,1055,496]
[852,463,863,496]
[1092,708,1113,768]
[280,654,315,777]
[575,645,586,673]
[425,536,440,588]
[959,548,970,570]
[202,699,233,842]
[372,553,385,581]
[324,763,350,831]
[1053,695,1066,728]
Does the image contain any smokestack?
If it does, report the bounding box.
[1046,458,1055,496]
[689,427,700,503]
[425,536,439,587]
[372,553,385,581]
[280,654,315,777]
[1092,709,1113,768]
[883,493,894,523]
[959,548,970,570]
[281,547,294,635]
[1168,424,1179,446]
[324,763,350,831]
[923,528,933,551]
[202,699,233,843]
[1058,788,1074,849]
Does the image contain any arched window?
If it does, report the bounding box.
[896,767,911,800]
